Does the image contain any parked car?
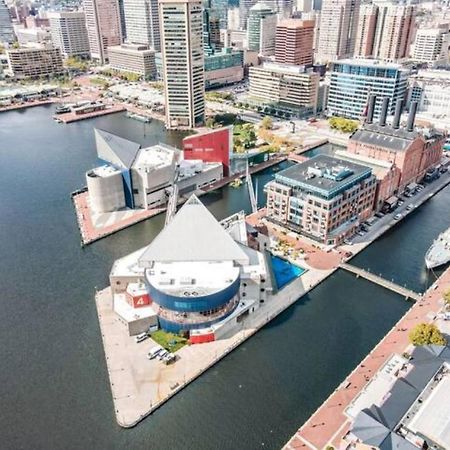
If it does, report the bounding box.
[148,346,163,360]
[343,239,353,245]
[135,332,149,343]
[394,213,402,220]
[406,204,414,211]
[157,350,169,360]
[162,353,176,365]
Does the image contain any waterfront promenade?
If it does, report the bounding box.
[283,265,450,450]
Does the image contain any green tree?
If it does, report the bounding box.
[260,116,273,130]
[443,289,450,306]
[328,116,359,133]
[409,323,447,346]
[205,117,216,128]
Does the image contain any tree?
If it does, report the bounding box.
[205,117,216,128]
[443,289,450,307]
[260,116,273,130]
[409,323,447,346]
[328,116,359,133]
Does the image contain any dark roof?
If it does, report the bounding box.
[275,154,372,198]
[350,124,419,152]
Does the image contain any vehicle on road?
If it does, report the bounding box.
[394,213,402,220]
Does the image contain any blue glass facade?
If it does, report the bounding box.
[146,274,240,313]
[121,169,134,209]
[327,62,410,120]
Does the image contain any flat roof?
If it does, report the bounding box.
[333,58,404,69]
[133,144,177,171]
[275,154,372,198]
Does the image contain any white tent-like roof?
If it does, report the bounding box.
[139,195,250,266]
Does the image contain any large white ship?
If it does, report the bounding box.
[425,227,450,269]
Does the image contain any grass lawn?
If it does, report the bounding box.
[150,330,188,353]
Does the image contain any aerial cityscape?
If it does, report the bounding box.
[1,0,450,449]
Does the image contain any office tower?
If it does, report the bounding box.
[354,3,377,57]
[372,3,415,61]
[83,0,122,63]
[118,0,127,40]
[247,2,277,54]
[159,0,205,129]
[296,0,312,13]
[275,18,314,65]
[203,1,221,54]
[239,0,258,30]
[316,0,360,62]
[268,0,293,20]
[210,0,228,29]
[0,0,15,43]
[108,44,156,79]
[123,0,160,51]
[227,7,240,30]
[48,12,90,58]
[413,24,449,65]
[327,59,410,119]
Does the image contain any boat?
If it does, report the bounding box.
[55,105,71,114]
[425,227,450,269]
[126,112,151,123]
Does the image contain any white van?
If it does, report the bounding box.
[157,350,169,360]
[148,346,163,359]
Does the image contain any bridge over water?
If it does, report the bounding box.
[340,263,422,302]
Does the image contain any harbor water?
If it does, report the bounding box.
[0,106,449,450]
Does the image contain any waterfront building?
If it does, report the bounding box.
[48,12,90,58]
[371,2,415,62]
[87,129,222,213]
[354,3,377,58]
[412,24,450,66]
[123,0,160,51]
[327,59,410,120]
[346,96,445,204]
[408,70,450,119]
[83,0,122,64]
[275,19,314,66]
[265,154,377,244]
[109,195,270,337]
[315,0,360,63]
[204,48,244,88]
[248,62,319,118]
[107,44,156,79]
[247,2,277,55]
[344,345,450,450]
[6,45,64,79]
[159,0,205,129]
[0,0,15,44]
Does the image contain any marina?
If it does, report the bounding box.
[1,105,449,450]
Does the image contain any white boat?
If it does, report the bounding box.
[425,227,450,269]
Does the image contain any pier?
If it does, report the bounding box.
[340,262,422,301]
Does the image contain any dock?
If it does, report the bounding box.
[55,104,126,123]
[340,262,422,301]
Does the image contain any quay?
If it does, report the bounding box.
[54,104,126,123]
[339,262,422,301]
[283,264,450,450]
[0,99,53,113]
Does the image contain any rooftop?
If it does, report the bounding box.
[333,58,404,70]
[87,164,121,178]
[275,155,372,198]
[133,144,178,172]
[258,62,310,75]
[95,129,141,169]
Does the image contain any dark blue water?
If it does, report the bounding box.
[0,105,446,450]
[302,142,345,158]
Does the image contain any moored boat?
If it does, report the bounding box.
[425,226,450,269]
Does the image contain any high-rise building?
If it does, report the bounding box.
[118,0,127,40]
[210,0,228,29]
[247,2,277,54]
[354,3,377,57]
[0,0,15,44]
[275,19,314,65]
[265,0,293,20]
[315,0,360,63]
[372,3,415,62]
[108,44,156,79]
[227,7,240,30]
[413,24,449,66]
[123,0,160,51]
[159,0,205,129]
[327,58,410,119]
[239,0,258,30]
[83,0,122,63]
[48,12,90,58]
[295,0,313,14]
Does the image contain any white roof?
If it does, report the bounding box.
[139,195,249,265]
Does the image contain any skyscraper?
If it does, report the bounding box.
[0,0,15,44]
[275,19,314,65]
[316,0,360,63]
[372,3,415,62]
[210,0,228,29]
[239,0,258,30]
[247,2,277,54]
[354,3,377,57]
[123,0,160,51]
[83,0,122,63]
[48,12,90,58]
[413,24,450,65]
[159,0,205,129]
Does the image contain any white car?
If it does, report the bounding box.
[135,332,149,343]
[394,213,402,220]
[148,346,163,360]
[406,204,414,211]
[157,350,169,360]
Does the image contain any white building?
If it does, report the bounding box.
[15,27,51,45]
[413,24,449,66]
[48,11,90,58]
[86,129,222,214]
[107,44,156,79]
[159,0,205,129]
[123,0,160,51]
